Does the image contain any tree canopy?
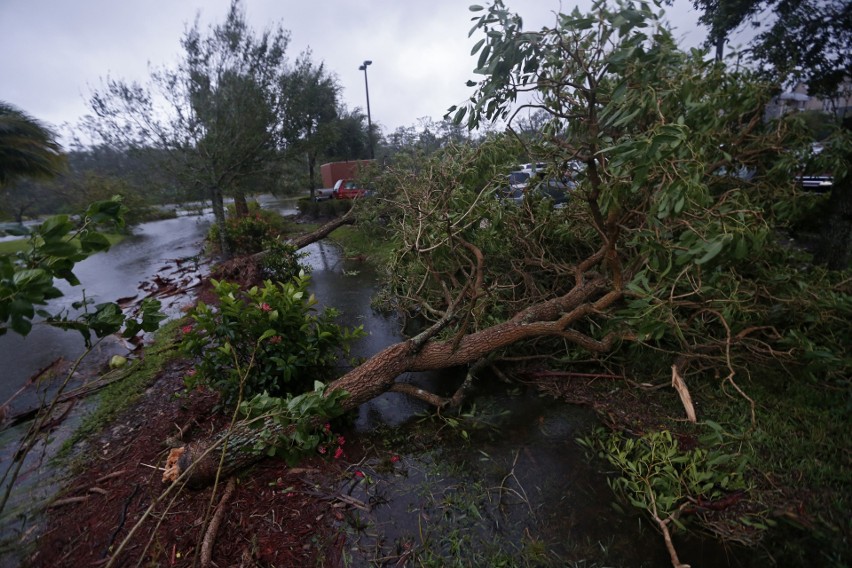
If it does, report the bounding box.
[688,0,851,97]
[88,0,291,256]
[0,101,65,190]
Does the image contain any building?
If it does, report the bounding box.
[765,79,852,120]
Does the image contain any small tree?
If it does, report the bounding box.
[89,0,290,257]
[280,51,341,198]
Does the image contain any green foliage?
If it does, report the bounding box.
[207,209,285,255]
[180,273,364,407]
[369,0,852,386]
[259,238,310,282]
[578,428,761,537]
[237,383,349,464]
[0,101,66,189]
[0,197,165,342]
[295,197,352,218]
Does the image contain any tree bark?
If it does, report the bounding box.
[814,170,851,270]
[209,185,231,259]
[233,189,249,218]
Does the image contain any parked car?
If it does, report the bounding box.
[314,187,335,201]
[496,175,575,207]
[797,174,833,191]
[333,178,370,199]
[796,142,834,192]
[534,178,574,207]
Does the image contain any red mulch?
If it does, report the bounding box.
[30,356,356,568]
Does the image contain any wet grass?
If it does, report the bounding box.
[329,224,398,266]
[693,374,852,566]
[335,389,674,567]
[56,319,186,460]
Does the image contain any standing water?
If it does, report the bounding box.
[0,213,211,563]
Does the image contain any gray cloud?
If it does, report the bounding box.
[0,0,714,141]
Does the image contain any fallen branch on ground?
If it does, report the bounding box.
[200,477,237,568]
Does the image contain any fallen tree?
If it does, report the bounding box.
[166,1,850,492]
[169,261,621,486]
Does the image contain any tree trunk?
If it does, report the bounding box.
[209,185,231,259]
[168,275,618,487]
[814,168,851,270]
[233,189,249,218]
[307,152,317,202]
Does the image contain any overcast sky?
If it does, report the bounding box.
[1,0,725,143]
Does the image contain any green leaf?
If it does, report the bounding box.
[38,241,80,258]
[38,215,72,240]
[13,269,52,289]
[79,231,112,253]
[695,239,725,265]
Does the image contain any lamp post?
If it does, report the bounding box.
[359,60,374,159]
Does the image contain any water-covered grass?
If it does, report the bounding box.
[330,224,398,265]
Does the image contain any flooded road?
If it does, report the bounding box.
[0,214,213,409]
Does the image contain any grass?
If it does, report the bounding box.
[329,224,398,266]
[57,319,186,459]
[657,371,852,565]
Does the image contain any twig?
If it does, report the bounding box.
[103,484,139,558]
[48,496,89,508]
[671,365,696,423]
[333,493,371,512]
[200,477,237,568]
[96,469,127,484]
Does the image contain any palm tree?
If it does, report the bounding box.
[0,101,65,190]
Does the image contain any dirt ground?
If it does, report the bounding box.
[28,255,368,568]
[30,353,363,568]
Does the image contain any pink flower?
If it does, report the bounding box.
[269,335,282,345]
[334,447,344,459]
[324,423,331,432]
[337,435,346,446]
[354,470,364,478]
[181,325,193,334]
[260,303,271,312]
[318,446,327,454]
[390,455,400,463]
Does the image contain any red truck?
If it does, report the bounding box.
[316,160,374,200]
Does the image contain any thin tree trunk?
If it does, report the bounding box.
[814,169,851,270]
[233,189,249,217]
[209,185,231,259]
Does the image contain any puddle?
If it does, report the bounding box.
[331,385,761,567]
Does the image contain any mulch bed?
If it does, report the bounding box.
[30,356,356,568]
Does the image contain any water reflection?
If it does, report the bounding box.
[301,241,449,430]
[0,214,212,418]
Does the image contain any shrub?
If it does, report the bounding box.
[180,273,364,407]
[259,238,309,282]
[208,209,285,255]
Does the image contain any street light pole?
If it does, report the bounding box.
[359,60,374,159]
